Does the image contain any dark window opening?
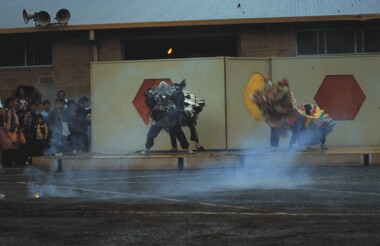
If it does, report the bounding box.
[297,28,380,55]
[297,31,325,55]
[297,31,326,55]
[26,42,52,66]
[124,37,237,60]
[296,31,318,55]
[363,28,380,52]
[0,41,52,67]
[355,29,363,52]
[326,29,355,54]
[0,42,25,67]
[318,30,326,54]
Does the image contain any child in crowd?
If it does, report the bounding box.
[40,99,51,122]
[35,114,49,156]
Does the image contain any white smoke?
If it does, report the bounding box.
[24,151,313,200]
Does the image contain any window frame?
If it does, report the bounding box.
[296,27,380,56]
[0,41,53,68]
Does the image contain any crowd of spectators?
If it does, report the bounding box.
[0,86,91,167]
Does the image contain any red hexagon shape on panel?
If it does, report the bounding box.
[314,75,366,120]
[132,78,173,124]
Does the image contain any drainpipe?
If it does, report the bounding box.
[89,30,98,62]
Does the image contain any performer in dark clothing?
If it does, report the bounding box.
[141,80,192,154]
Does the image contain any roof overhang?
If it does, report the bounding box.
[1,14,380,35]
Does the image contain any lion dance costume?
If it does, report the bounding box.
[141,80,193,154]
[244,73,335,150]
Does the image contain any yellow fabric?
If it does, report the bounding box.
[243,72,265,120]
[313,107,322,118]
[302,116,312,127]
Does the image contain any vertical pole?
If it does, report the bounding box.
[223,57,228,150]
[178,157,184,170]
[363,154,370,167]
[89,30,98,62]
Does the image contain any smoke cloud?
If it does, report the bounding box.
[24,150,313,200]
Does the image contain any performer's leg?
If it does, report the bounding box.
[169,124,192,152]
[320,128,328,150]
[163,127,178,150]
[188,122,205,150]
[145,125,162,149]
[188,122,198,142]
[270,127,280,148]
[169,128,178,151]
[289,129,297,147]
[182,117,203,150]
[290,128,307,151]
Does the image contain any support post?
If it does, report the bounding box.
[363,154,370,167]
[178,157,184,170]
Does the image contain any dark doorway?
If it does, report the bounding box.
[124,37,237,60]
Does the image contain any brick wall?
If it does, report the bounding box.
[0,37,93,107]
[239,26,296,57]
[0,24,297,107]
[97,36,123,61]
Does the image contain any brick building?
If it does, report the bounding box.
[0,0,379,104]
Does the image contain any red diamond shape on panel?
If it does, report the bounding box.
[314,75,366,120]
[132,78,173,124]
